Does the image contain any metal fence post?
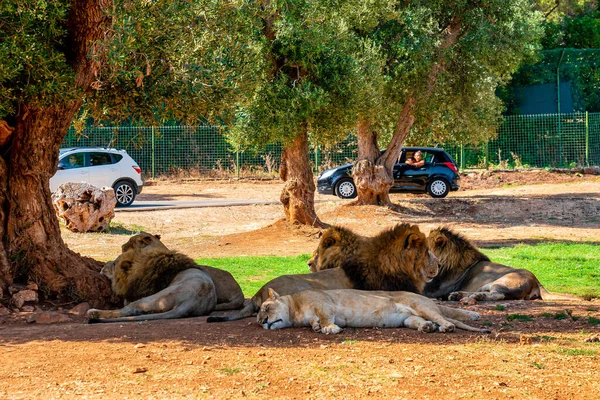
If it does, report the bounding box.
[151,126,155,179]
[236,151,240,179]
[314,145,319,174]
[460,143,464,171]
[585,111,589,166]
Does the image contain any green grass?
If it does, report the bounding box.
[507,314,534,322]
[196,242,600,298]
[197,255,311,296]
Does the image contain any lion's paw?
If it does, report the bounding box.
[86,309,102,323]
[321,324,342,335]
[438,322,455,333]
[464,310,481,321]
[418,321,437,333]
[460,297,478,306]
[448,292,465,301]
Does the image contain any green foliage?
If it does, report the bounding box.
[507,314,534,322]
[1,0,264,124]
[494,305,506,311]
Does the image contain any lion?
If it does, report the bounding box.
[87,247,217,323]
[112,232,244,311]
[424,227,581,303]
[208,224,438,323]
[257,288,490,334]
[311,224,439,294]
[207,268,354,322]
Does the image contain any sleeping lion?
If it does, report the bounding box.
[257,288,490,334]
[425,227,581,303]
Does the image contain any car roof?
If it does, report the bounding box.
[402,147,448,153]
[59,147,126,154]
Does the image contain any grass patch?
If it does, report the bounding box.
[218,368,240,375]
[107,222,147,235]
[506,314,534,322]
[494,305,506,311]
[587,316,600,325]
[555,348,598,356]
[197,255,310,296]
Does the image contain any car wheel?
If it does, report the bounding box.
[427,178,449,198]
[335,178,357,199]
[113,180,136,207]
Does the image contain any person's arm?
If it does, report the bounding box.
[414,160,425,167]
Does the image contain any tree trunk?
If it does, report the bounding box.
[279,127,326,228]
[352,120,393,206]
[0,0,114,306]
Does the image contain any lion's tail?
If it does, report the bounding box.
[88,303,197,324]
[539,286,583,301]
[445,318,491,333]
[206,299,257,322]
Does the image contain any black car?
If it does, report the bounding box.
[317,147,460,199]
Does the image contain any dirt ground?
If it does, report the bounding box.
[1,170,600,399]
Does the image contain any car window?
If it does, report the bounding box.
[59,153,84,169]
[112,154,123,163]
[89,152,113,166]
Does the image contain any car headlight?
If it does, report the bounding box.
[318,169,336,180]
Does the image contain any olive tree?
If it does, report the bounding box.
[0,0,262,304]
[351,0,545,206]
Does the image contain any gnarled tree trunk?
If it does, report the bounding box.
[351,97,416,207]
[0,0,114,306]
[279,127,326,228]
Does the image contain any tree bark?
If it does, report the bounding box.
[279,127,326,228]
[0,0,114,306]
[352,120,394,206]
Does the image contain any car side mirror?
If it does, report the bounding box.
[57,164,66,170]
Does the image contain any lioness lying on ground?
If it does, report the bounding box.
[425,227,581,303]
[87,247,217,322]
[208,224,438,323]
[257,288,490,334]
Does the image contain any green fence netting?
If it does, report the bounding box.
[62,112,599,179]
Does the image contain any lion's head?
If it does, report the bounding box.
[103,249,137,297]
[121,232,168,253]
[427,226,489,272]
[310,225,363,272]
[341,223,439,293]
[257,288,292,330]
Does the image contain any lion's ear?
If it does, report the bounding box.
[322,236,336,249]
[434,235,447,247]
[154,234,161,240]
[404,233,424,249]
[267,288,280,300]
[119,260,133,272]
[140,235,153,247]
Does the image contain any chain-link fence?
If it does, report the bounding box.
[62,112,600,179]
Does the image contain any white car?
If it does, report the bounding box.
[50,147,144,207]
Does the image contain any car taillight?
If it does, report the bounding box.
[133,166,142,174]
[443,162,458,173]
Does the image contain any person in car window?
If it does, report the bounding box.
[67,155,81,168]
[406,151,425,168]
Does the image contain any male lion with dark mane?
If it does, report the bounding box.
[310,224,439,294]
[208,223,438,323]
[424,227,581,303]
[87,233,244,323]
[258,288,490,334]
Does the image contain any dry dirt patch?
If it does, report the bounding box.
[1,171,600,399]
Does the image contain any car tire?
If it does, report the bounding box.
[427,178,450,198]
[113,180,136,207]
[335,178,357,199]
